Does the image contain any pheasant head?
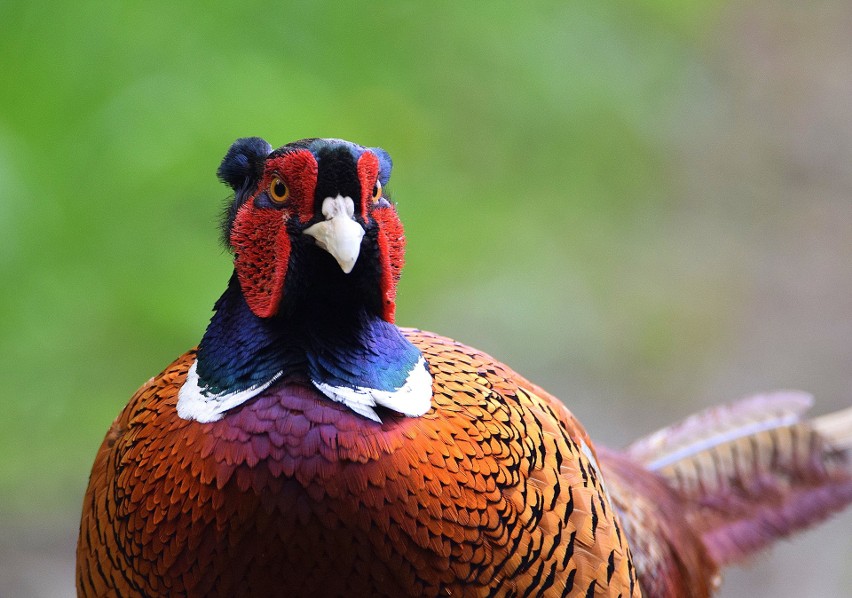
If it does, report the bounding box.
[177,137,432,423]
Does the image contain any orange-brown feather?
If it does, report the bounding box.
[77,330,639,597]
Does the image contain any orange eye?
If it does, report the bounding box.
[269,177,289,204]
[371,179,382,202]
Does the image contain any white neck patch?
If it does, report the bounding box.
[176,360,282,423]
[176,357,433,424]
[311,355,433,423]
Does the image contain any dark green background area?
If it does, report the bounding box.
[1,2,850,596]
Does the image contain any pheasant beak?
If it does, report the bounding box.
[303,195,365,274]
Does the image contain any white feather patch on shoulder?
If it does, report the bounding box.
[311,356,433,423]
[177,359,282,423]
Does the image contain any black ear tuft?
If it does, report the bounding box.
[217,137,272,191]
[219,137,272,249]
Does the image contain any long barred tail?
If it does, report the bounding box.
[625,392,852,567]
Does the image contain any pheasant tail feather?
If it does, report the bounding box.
[626,392,852,566]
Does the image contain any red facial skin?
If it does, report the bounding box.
[372,203,404,323]
[357,151,404,322]
[229,149,317,318]
[229,149,404,322]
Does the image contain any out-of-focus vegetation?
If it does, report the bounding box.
[2,1,851,596]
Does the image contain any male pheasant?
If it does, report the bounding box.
[77,137,852,597]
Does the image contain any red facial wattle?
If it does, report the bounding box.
[358,149,404,323]
[272,149,319,224]
[229,150,318,318]
[371,203,404,323]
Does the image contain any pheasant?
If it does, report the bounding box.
[77,137,852,597]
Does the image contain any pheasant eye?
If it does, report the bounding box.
[269,177,289,204]
[371,180,382,202]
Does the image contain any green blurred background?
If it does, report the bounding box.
[2,1,851,595]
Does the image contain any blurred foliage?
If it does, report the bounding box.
[1,1,732,514]
[1,0,806,510]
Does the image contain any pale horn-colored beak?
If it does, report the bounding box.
[302,195,365,274]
